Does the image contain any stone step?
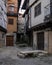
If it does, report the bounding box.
[19,50,48,54]
[17,52,25,58]
[17,50,48,58]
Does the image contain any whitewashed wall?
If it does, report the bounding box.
[29,0,50,27]
[0,0,7,29]
[0,0,7,13]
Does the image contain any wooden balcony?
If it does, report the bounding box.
[44,3,52,22]
[7,12,18,17]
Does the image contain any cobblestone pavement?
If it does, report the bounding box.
[0,47,52,65]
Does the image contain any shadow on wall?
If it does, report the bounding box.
[16,34,29,46]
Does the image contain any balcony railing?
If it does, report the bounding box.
[44,3,52,22]
[7,12,18,17]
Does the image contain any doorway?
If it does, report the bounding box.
[37,32,44,50]
[6,36,14,46]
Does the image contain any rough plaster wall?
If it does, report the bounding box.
[44,32,49,51]
[49,31,52,53]
[33,31,37,49]
[44,31,52,53]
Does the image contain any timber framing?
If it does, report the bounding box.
[27,21,52,32]
[7,13,18,17]
[23,0,39,17]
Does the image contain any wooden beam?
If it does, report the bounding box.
[23,0,39,17]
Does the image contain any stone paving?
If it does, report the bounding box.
[0,47,52,65]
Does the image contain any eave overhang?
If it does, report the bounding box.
[0,26,7,33]
[27,21,52,32]
[23,0,39,17]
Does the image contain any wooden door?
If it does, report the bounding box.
[6,36,14,46]
[37,32,44,50]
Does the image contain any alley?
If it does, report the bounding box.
[0,0,52,65]
[0,47,52,65]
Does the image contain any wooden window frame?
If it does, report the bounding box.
[8,18,14,25]
[34,3,41,17]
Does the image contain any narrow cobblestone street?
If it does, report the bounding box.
[0,47,52,65]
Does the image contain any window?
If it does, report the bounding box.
[34,3,41,17]
[8,6,14,12]
[8,18,14,24]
